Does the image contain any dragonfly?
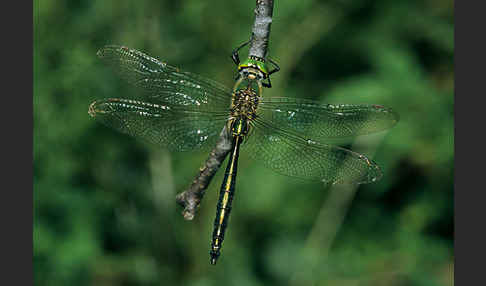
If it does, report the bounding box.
[88,45,399,265]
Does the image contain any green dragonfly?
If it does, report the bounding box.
[88,45,399,265]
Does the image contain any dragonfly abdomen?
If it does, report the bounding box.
[210,119,246,265]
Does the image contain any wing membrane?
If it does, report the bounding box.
[89,98,228,151]
[90,46,233,151]
[97,45,231,111]
[258,97,399,140]
[244,117,382,184]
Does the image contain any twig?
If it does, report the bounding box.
[176,126,232,220]
[248,0,274,59]
[175,0,275,220]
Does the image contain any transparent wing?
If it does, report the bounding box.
[257,97,399,140]
[91,45,233,151]
[97,45,232,111]
[244,117,382,184]
[89,98,228,151]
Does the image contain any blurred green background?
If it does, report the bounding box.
[34,0,453,285]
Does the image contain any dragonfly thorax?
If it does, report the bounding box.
[230,87,259,121]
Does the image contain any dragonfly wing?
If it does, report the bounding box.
[89,98,228,151]
[97,45,232,111]
[257,97,399,140]
[244,118,382,184]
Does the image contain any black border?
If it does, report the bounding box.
[3,1,33,285]
[455,1,484,285]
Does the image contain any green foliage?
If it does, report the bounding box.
[34,0,453,285]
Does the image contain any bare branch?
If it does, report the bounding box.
[176,126,232,220]
[249,0,274,59]
[176,0,275,220]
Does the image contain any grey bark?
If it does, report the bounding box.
[176,126,232,220]
[248,0,274,59]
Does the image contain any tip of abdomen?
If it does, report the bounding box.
[210,250,220,265]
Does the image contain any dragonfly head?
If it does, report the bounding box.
[238,56,268,81]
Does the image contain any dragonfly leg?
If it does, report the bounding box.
[231,40,251,66]
[261,58,279,88]
[267,58,280,75]
[262,77,272,88]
